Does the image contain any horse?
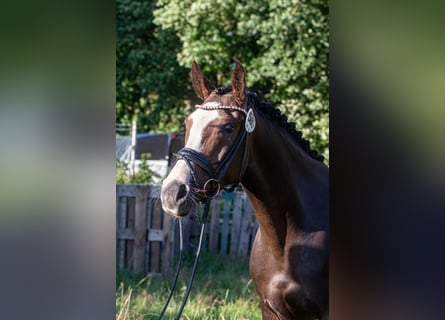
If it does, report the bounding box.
[161,61,329,320]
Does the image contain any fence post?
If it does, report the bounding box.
[117,195,127,270]
[238,195,253,256]
[132,185,148,274]
[209,196,221,253]
[221,192,235,255]
[161,208,174,274]
[230,192,243,256]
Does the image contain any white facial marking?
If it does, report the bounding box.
[162,108,220,189]
[186,109,220,151]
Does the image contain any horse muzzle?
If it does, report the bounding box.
[161,179,194,217]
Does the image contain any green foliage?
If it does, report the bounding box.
[116,0,193,133]
[117,0,329,162]
[116,253,261,319]
[116,153,159,184]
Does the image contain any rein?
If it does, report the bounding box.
[158,102,254,319]
[158,198,211,320]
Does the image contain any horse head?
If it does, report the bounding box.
[161,61,252,217]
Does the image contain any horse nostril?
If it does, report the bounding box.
[176,184,188,201]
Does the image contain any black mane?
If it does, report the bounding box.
[214,86,324,162]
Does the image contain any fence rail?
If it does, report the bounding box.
[116,184,258,275]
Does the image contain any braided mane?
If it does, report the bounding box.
[214,86,324,162]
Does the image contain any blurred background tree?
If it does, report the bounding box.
[116,0,193,133]
[117,0,329,162]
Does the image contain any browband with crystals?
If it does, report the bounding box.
[195,102,247,116]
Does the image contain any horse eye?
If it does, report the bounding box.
[223,123,235,134]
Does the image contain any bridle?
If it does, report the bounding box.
[175,103,250,200]
[158,98,255,319]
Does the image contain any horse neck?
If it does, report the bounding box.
[241,112,328,256]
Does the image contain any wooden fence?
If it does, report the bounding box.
[116,184,259,275]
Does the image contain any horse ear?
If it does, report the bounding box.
[190,61,215,100]
[231,61,246,108]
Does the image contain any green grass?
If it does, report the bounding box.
[116,253,262,320]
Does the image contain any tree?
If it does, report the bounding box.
[154,0,329,161]
[116,0,193,133]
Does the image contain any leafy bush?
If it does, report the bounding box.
[116,153,159,184]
